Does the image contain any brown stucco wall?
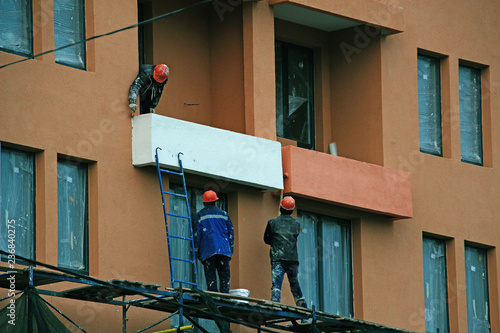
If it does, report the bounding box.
[1,0,500,332]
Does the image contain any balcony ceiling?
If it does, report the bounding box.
[274,3,361,32]
[270,0,404,34]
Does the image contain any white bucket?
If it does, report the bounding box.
[229,289,250,303]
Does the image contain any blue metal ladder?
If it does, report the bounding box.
[155,147,198,290]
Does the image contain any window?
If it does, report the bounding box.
[297,211,352,316]
[0,0,33,56]
[418,54,443,156]
[57,159,88,272]
[0,146,35,264]
[138,1,153,65]
[459,65,483,165]
[422,237,449,332]
[465,246,490,332]
[54,0,86,69]
[169,183,227,332]
[275,41,315,149]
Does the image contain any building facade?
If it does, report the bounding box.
[0,0,499,332]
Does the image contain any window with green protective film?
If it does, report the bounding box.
[418,54,443,156]
[0,0,33,57]
[54,0,86,69]
[0,146,36,265]
[422,236,450,332]
[459,65,483,165]
[297,210,352,316]
[465,245,490,332]
[57,159,88,273]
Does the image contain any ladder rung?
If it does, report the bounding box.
[163,191,187,198]
[168,235,193,241]
[165,212,190,219]
[160,168,183,176]
[172,257,196,264]
[172,280,198,287]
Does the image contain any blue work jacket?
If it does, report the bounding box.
[194,205,234,262]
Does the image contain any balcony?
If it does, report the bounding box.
[132,114,283,191]
[282,146,413,219]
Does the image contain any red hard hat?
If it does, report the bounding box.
[280,196,295,211]
[153,64,169,83]
[202,190,219,203]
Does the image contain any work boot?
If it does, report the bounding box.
[296,298,307,309]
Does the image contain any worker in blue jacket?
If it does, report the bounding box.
[194,190,234,293]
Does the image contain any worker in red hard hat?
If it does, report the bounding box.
[128,64,169,116]
[194,190,234,293]
[264,196,307,308]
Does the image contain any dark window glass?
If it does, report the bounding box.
[276,41,315,149]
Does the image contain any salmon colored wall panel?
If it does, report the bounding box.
[282,146,412,218]
[1,0,500,331]
[330,27,384,166]
[152,2,213,125]
[210,7,246,133]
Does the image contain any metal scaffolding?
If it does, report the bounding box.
[0,262,417,333]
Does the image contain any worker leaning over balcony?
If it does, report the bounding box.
[194,190,234,293]
[264,196,307,308]
[128,64,169,116]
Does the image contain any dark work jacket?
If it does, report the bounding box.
[128,64,167,108]
[264,214,301,263]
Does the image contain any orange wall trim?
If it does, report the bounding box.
[282,146,413,219]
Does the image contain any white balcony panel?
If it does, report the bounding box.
[132,114,283,191]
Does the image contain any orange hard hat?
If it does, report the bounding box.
[153,64,169,83]
[280,196,295,211]
[202,190,219,203]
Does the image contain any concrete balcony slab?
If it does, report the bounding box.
[132,114,284,191]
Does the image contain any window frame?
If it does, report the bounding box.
[417,54,443,156]
[53,0,87,70]
[0,0,34,57]
[275,40,315,150]
[57,158,89,274]
[458,64,483,166]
